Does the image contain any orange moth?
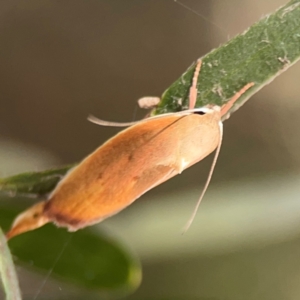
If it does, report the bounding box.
[7,60,254,239]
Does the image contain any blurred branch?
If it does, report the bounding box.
[0,228,21,300]
[1,0,300,197]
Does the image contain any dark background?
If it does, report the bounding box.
[2,1,300,299]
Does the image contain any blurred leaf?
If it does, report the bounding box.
[154,0,300,116]
[0,227,21,300]
[0,165,74,196]
[0,204,141,296]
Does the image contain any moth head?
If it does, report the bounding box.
[191,105,221,115]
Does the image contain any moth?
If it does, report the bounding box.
[7,60,254,239]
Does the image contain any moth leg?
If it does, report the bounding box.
[221,82,255,118]
[189,59,202,110]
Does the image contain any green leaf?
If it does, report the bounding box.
[0,165,74,196]
[0,204,141,296]
[0,227,21,300]
[153,0,300,116]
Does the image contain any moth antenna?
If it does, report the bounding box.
[189,59,202,110]
[221,82,255,118]
[88,109,205,128]
[182,121,223,233]
[88,115,140,127]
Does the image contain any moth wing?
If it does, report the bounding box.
[44,115,185,230]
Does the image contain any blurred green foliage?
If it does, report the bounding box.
[0,203,141,298]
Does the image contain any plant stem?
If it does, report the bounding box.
[0,228,22,300]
